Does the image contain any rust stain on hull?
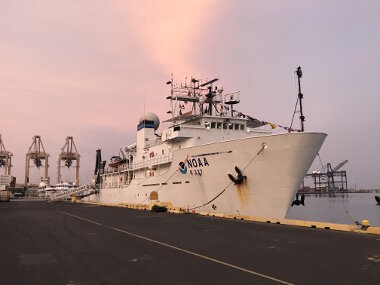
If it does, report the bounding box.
[236,179,250,208]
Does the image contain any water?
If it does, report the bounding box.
[286,193,380,227]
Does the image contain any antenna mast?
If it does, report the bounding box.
[166,73,174,121]
[296,66,305,132]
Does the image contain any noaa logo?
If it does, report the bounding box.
[179,161,187,174]
[179,157,210,176]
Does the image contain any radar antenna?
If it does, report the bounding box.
[199,78,219,87]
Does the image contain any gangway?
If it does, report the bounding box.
[49,185,94,202]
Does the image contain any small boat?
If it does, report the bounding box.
[375,196,380,205]
[38,182,77,199]
[108,156,127,168]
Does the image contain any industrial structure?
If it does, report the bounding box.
[25,135,49,185]
[305,160,348,193]
[57,136,80,186]
[0,134,12,175]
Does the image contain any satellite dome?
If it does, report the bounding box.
[139,112,160,130]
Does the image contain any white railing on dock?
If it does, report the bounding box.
[49,185,93,202]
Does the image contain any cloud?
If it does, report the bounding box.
[0,0,379,189]
[113,0,219,77]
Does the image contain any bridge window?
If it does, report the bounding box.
[217,122,222,129]
[234,124,239,130]
[205,121,210,128]
[240,124,245,130]
[211,122,216,129]
[228,123,233,130]
[223,123,227,129]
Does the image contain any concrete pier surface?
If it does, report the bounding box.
[0,201,379,285]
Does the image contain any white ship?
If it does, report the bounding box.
[87,76,326,218]
[39,181,76,199]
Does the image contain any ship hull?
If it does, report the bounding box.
[87,132,326,219]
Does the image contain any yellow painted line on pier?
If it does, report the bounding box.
[60,211,294,285]
[76,200,380,235]
[367,227,380,235]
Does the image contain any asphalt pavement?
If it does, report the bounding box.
[0,200,379,285]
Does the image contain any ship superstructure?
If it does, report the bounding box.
[88,77,326,218]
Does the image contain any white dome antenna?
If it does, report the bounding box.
[139,112,160,130]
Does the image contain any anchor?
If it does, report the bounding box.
[228,166,246,185]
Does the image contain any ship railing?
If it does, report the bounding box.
[144,140,163,149]
[103,153,174,174]
[137,153,173,169]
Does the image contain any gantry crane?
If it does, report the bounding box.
[25,135,49,185]
[57,136,80,186]
[305,160,348,193]
[0,134,12,175]
[331,160,348,172]
[326,160,348,192]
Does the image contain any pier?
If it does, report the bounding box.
[0,201,379,285]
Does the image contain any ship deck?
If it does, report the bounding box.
[0,200,379,285]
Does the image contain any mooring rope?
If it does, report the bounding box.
[189,143,267,211]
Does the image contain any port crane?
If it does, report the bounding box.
[57,136,80,186]
[0,134,12,175]
[305,160,348,193]
[25,135,50,185]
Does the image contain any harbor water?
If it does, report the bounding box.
[286,193,380,227]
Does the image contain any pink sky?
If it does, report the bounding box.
[0,0,379,188]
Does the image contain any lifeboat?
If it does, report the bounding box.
[108,156,127,168]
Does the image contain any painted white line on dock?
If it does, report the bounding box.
[60,211,294,285]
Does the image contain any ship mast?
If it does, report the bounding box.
[191,77,199,112]
[165,76,232,123]
[296,66,305,132]
[166,73,174,122]
[200,78,218,116]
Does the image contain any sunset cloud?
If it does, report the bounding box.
[113,0,219,77]
[0,1,379,188]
